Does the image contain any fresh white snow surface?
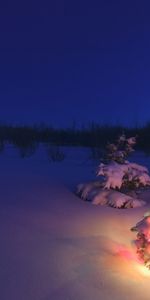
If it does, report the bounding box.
[0,145,150,300]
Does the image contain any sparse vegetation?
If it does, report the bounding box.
[46,144,66,162]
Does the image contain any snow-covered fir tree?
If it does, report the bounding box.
[98,135,150,191]
[131,212,150,269]
[77,135,150,208]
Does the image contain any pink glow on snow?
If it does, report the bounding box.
[116,245,138,262]
[146,216,150,224]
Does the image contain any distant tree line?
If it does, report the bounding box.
[0,123,150,157]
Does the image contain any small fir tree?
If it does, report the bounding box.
[131,212,150,269]
[77,134,149,208]
[98,135,150,191]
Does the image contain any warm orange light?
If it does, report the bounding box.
[136,263,150,277]
[115,245,150,278]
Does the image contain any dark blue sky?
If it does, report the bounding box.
[0,1,150,127]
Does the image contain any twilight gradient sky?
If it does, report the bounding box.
[0,1,150,127]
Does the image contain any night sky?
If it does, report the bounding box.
[0,1,150,127]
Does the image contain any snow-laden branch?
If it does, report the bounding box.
[98,161,150,190]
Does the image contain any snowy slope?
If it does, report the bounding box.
[0,146,150,300]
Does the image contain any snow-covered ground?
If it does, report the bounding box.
[1,145,150,300]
